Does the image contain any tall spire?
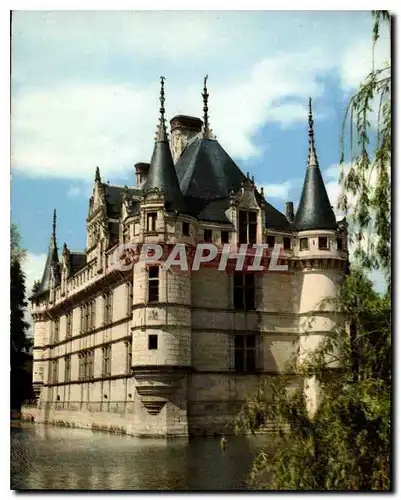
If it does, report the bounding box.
[33,209,61,296]
[202,75,212,139]
[156,76,168,142]
[52,208,57,240]
[95,166,101,183]
[308,97,318,167]
[294,99,337,231]
[143,77,185,212]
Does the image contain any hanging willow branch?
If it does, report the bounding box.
[339,11,391,284]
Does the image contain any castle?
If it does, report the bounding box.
[26,77,348,437]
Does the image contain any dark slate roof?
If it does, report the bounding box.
[175,137,246,201]
[104,185,141,218]
[143,140,186,212]
[264,202,292,231]
[68,252,86,276]
[174,136,291,227]
[197,198,232,223]
[294,165,337,231]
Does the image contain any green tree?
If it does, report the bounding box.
[340,11,391,284]
[235,12,391,491]
[10,224,33,411]
[236,272,391,490]
[11,223,27,264]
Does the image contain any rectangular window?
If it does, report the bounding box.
[81,352,86,380]
[81,304,88,333]
[221,231,229,244]
[127,282,133,316]
[147,212,157,232]
[148,334,158,350]
[87,302,92,331]
[104,292,113,325]
[88,350,94,379]
[78,353,83,380]
[283,237,291,250]
[318,236,329,250]
[182,222,190,236]
[64,355,71,382]
[91,300,96,330]
[239,211,257,244]
[234,334,257,372]
[266,235,275,248]
[51,359,59,383]
[337,237,343,251]
[204,229,213,242]
[300,238,309,250]
[125,340,132,374]
[148,266,159,302]
[54,318,60,343]
[102,345,112,377]
[66,311,72,339]
[233,272,255,311]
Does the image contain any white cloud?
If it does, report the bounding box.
[67,183,93,198]
[11,49,333,180]
[11,11,385,181]
[325,161,389,294]
[340,25,391,91]
[23,253,47,294]
[259,181,292,201]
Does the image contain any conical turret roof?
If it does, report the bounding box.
[35,209,61,296]
[143,77,185,212]
[294,98,337,231]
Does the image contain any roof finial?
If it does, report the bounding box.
[308,97,318,168]
[202,75,212,139]
[52,209,57,239]
[95,166,101,182]
[156,76,168,142]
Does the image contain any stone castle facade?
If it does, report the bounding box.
[26,78,348,437]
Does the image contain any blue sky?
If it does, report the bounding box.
[10,10,390,293]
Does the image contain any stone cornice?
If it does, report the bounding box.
[37,269,131,318]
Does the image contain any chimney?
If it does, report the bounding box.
[170,115,203,163]
[135,162,150,188]
[285,201,294,222]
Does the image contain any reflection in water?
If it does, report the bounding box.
[11,424,271,490]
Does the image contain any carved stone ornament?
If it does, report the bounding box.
[143,187,165,201]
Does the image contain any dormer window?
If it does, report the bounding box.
[204,229,213,242]
[300,238,309,250]
[318,236,329,250]
[239,211,257,244]
[266,235,275,248]
[221,231,229,244]
[147,212,157,232]
[283,237,291,250]
[182,222,190,236]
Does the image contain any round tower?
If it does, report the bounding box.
[130,77,192,437]
[294,99,349,415]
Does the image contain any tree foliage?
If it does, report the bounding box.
[11,223,27,265]
[10,224,33,410]
[339,11,391,283]
[236,12,392,491]
[236,272,391,490]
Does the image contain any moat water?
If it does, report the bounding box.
[11,423,271,490]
